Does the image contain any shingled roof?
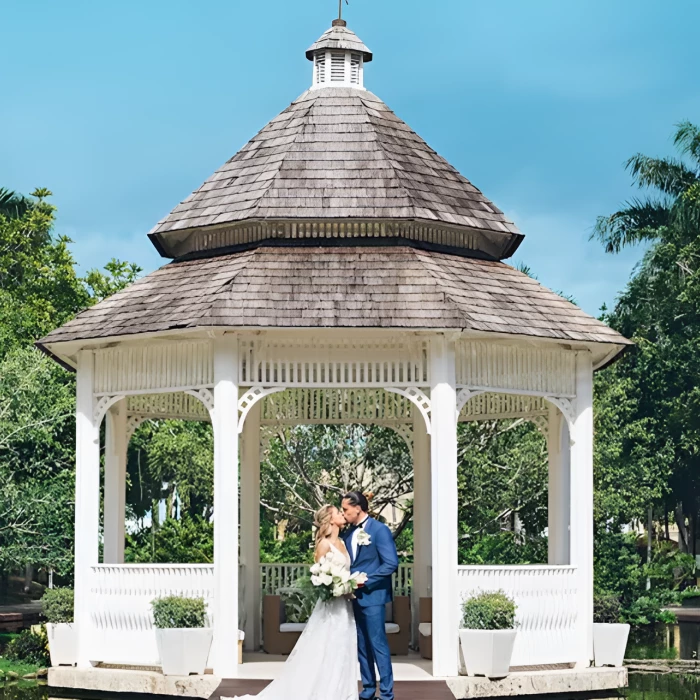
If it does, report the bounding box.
[305,21,373,60]
[37,246,629,348]
[148,88,521,257]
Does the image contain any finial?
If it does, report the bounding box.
[338,0,348,21]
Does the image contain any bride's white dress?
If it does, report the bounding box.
[233,542,358,700]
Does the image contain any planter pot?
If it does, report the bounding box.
[593,622,630,667]
[459,629,517,679]
[155,628,213,676]
[46,623,77,667]
[682,597,700,608]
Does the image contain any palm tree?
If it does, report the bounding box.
[0,188,32,219]
[593,121,700,253]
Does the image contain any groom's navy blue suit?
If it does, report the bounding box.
[343,517,399,700]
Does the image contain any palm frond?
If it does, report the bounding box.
[591,199,670,253]
[0,188,32,219]
[625,155,697,197]
[674,121,700,166]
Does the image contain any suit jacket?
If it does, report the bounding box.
[342,516,399,608]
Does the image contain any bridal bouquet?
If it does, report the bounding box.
[308,554,368,602]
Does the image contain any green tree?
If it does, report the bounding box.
[593,121,700,554]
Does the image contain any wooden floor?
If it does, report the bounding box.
[213,679,455,699]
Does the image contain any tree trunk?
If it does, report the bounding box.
[665,511,670,541]
[690,510,697,558]
[675,503,689,553]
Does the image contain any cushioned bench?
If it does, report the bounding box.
[263,595,411,656]
[419,597,432,660]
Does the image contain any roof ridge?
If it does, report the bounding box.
[248,96,317,220]
[409,248,473,330]
[358,94,422,219]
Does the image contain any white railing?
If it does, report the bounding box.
[260,563,413,597]
[88,564,215,666]
[456,565,578,667]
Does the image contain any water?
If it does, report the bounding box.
[628,624,700,661]
[628,673,700,700]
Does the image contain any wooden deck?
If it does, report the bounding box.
[213,679,455,699]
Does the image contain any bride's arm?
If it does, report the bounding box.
[314,539,331,563]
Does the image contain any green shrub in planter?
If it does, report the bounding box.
[594,592,622,623]
[151,596,208,629]
[41,588,74,624]
[461,590,517,630]
[279,578,317,624]
[6,628,50,666]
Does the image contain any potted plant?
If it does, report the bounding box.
[681,587,700,608]
[459,590,517,679]
[151,595,212,676]
[42,588,76,667]
[593,593,630,667]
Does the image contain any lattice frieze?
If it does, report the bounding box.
[459,392,549,422]
[239,338,428,388]
[260,388,414,425]
[126,392,210,421]
[94,340,213,395]
[456,341,576,397]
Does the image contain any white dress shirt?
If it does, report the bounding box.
[351,516,369,559]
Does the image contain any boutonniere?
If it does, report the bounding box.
[356,530,371,547]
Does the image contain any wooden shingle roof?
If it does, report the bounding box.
[148,88,521,257]
[305,23,373,61]
[37,246,629,347]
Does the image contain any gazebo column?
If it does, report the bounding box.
[241,402,261,651]
[74,350,101,668]
[104,398,127,564]
[412,408,431,643]
[212,335,241,677]
[570,351,594,667]
[547,405,570,565]
[429,335,459,677]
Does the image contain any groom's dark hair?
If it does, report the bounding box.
[343,491,369,512]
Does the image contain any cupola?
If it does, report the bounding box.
[306,19,372,89]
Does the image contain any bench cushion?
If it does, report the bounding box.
[418,622,432,637]
[385,623,400,634]
[280,623,307,633]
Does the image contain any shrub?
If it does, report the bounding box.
[461,590,517,630]
[41,588,74,624]
[151,596,208,629]
[5,628,49,666]
[621,595,676,626]
[279,579,317,624]
[594,592,622,623]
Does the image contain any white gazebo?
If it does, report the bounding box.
[39,17,629,682]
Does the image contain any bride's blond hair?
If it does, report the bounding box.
[314,505,336,549]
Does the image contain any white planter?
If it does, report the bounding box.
[155,628,213,676]
[459,629,517,679]
[46,623,77,667]
[593,622,630,667]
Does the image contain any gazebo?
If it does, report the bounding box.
[39,18,629,682]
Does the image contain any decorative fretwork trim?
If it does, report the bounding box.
[94,395,122,424]
[543,396,576,435]
[238,387,285,434]
[456,341,576,397]
[184,388,215,416]
[126,415,149,442]
[126,392,210,422]
[385,387,431,434]
[239,338,428,388]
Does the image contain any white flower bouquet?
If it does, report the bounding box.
[308,553,368,602]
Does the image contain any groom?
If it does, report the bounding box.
[342,492,399,700]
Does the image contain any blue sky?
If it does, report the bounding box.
[2,0,698,317]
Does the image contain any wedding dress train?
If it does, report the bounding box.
[232,543,358,700]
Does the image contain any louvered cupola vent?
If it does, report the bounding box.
[307,21,371,90]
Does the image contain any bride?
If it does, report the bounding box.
[233,504,358,700]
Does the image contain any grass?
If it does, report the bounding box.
[0,657,43,677]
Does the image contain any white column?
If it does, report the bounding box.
[74,349,101,668]
[241,402,261,651]
[212,335,240,677]
[412,409,431,643]
[570,351,594,667]
[429,334,459,677]
[547,405,570,565]
[104,399,127,564]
